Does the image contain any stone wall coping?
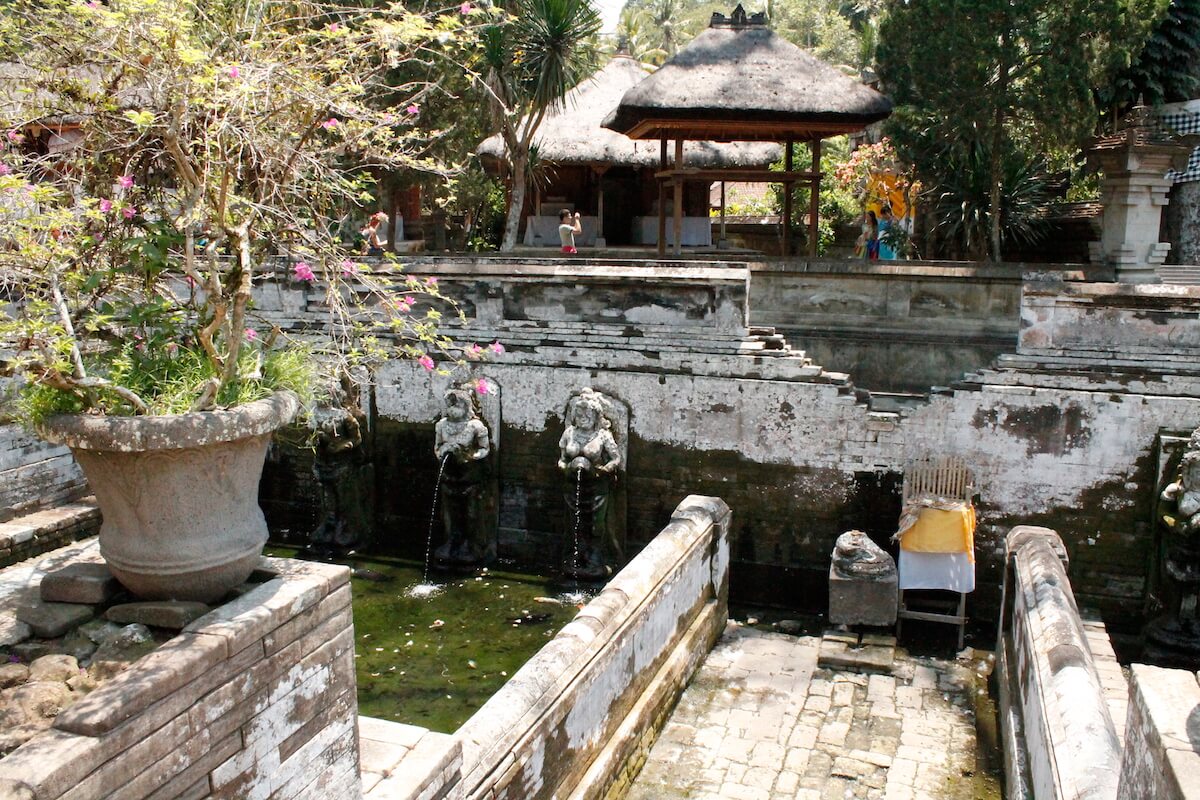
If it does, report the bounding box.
[378,259,750,284]
[747,259,1090,281]
[21,557,349,736]
[454,494,729,794]
[1023,280,1200,301]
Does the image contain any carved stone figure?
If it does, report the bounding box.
[1146,427,1200,666]
[828,530,897,627]
[433,387,492,568]
[558,388,623,580]
[309,380,368,556]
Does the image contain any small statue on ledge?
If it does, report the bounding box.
[1146,426,1200,667]
[559,388,623,581]
[433,386,492,568]
[308,377,368,557]
[831,530,896,580]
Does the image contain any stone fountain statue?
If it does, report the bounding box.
[558,388,624,581]
[308,377,370,557]
[1146,427,1200,666]
[828,530,897,627]
[433,386,492,568]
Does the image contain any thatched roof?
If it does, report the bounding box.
[603,7,892,142]
[476,55,780,169]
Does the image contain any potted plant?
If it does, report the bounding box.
[0,0,493,601]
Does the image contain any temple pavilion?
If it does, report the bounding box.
[603,5,893,255]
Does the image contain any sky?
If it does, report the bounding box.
[595,0,624,34]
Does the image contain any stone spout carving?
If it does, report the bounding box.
[1146,427,1200,666]
[829,530,897,627]
[309,380,369,557]
[558,388,624,581]
[433,387,492,568]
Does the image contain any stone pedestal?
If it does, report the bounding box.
[829,566,897,626]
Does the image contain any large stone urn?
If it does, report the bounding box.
[38,392,300,602]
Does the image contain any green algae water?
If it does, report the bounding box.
[268,548,583,733]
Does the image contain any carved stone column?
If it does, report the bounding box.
[1086,103,1191,283]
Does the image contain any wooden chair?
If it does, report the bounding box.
[894,456,976,649]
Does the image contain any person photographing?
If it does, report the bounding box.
[558,208,582,254]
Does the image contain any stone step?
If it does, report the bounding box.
[0,498,101,570]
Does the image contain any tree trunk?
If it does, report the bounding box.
[500,153,528,252]
[989,42,1010,263]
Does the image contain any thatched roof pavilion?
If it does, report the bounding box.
[603,4,893,255]
[478,54,779,248]
[477,55,779,170]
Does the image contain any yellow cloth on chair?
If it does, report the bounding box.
[898,504,976,562]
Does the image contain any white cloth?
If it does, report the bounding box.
[898,550,975,593]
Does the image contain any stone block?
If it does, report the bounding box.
[106,601,211,630]
[40,563,120,605]
[183,575,325,657]
[262,583,350,655]
[828,568,897,627]
[15,601,94,638]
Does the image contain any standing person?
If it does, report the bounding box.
[864,210,880,260]
[855,210,878,260]
[361,211,388,256]
[877,205,896,260]
[558,208,582,254]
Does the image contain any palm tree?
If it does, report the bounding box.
[614,7,669,66]
[479,0,601,251]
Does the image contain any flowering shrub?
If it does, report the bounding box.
[0,0,501,422]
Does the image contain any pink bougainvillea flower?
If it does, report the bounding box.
[293,261,315,282]
[404,295,416,306]
[418,354,435,371]
[466,343,483,360]
[228,65,240,79]
[184,275,197,287]
[85,1,100,7]
[121,206,136,219]
[490,341,505,355]
[117,175,134,189]
[244,328,258,341]
[406,104,420,116]
[6,129,23,144]
[426,276,437,285]
[327,22,340,32]
[98,198,113,212]
[321,118,339,129]
[341,259,356,276]
[460,2,474,13]
[475,379,490,395]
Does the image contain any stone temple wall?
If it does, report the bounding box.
[11,258,1200,627]
[246,259,1200,627]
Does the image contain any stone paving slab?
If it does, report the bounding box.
[625,625,995,800]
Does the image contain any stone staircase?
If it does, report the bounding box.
[0,498,100,570]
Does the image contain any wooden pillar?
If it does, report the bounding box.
[673,138,684,256]
[809,138,822,257]
[657,138,667,257]
[719,180,727,249]
[593,165,608,249]
[782,139,794,256]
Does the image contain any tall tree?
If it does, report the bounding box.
[478,0,601,251]
[878,0,1167,260]
[1101,0,1200,114]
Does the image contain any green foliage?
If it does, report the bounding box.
[1101,0,1200,111]
[0,0,493,422]
[877,0,1166,260]
[775,137,861,255]
[19,345,315,425]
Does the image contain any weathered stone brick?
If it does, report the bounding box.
[262,583,351,656]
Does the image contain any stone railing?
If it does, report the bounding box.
[996,525,1122,800]
[1116,664,1200,799]
[365,494,731,800]
[0,551,359,800]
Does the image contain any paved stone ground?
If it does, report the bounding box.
[625,625,997,800]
